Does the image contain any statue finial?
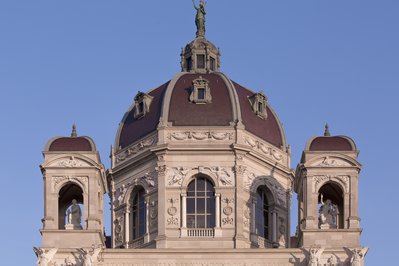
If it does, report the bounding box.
[71,124,77,137]
[324,123,331,137]
[193,0,206,37]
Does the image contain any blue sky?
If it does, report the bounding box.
[0,0,397,264]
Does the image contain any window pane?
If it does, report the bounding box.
[206,198,215,213]
[197,178,205,191]
[187,215,195,228]
[198,88,205,100]
[187,198,195,214]
[197,55,205,69]
[197,215,205,228]
[197,198,205,213]
[206,214,215,228]
[210,57,215,71]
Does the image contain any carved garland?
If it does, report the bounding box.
[115,136,156,164]
[167,131,234,141]
[244,136,284,162]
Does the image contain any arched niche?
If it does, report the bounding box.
[58,183,84,229]
[318,182,344,229]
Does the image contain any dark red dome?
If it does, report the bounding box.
[308,136,356,151]
[47,137,95,152]
[116,72,286,149]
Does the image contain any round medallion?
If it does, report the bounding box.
[223,206,233,216]
[167,206,177,216]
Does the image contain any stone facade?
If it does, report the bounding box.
[35,6,367,266]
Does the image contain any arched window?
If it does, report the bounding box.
[187,176,215,228]
[318,182,344,229]
[58,183,83,230]
[130,187,146,240]
[255,186,270,239]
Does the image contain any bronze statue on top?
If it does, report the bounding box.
[192,0,206,37]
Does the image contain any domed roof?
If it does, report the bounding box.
[116,72,286,150]
[305,125,357,151]
[45,125,96,152]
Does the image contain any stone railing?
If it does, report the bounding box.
[186,228,215,237]
[130,236,145,248]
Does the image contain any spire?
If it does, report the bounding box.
[71,124,77,137]
[324,123,331,137]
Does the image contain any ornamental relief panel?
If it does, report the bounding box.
[49,156,91,168]
[166,166,234,187]
[244,136,285,163]
[114,216,124,245]
[115,135,157,164]
[166,198,179,227]
[238,167,287,206]
[51,175,88,193]
[167,131,234,141]
[310,156,352,168]
[312,175,350,193]
[221,198,234,226]
[113,172,158,207]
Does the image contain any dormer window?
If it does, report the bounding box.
[134,91,154,119]
[189,76,212,104]
[248,92,268,119]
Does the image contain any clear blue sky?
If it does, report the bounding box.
[0,0,397,264]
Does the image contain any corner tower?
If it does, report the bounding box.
[294,125,363,248]
[40,126,107,249]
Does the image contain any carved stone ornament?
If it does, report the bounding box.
[312,175,350,193]
[167,167,191,186]
[52,176,88,193]
[113,184,129,207]
[222,198,234,226]
[142,172,156,187]
[56,157,85,168]
[116,136,156,163]
[262,178,287,206]
[167,131,234,141]
[243,206,251,228]
[244,136,284,162]
[167,199,179,226]
[114,216,123,244]
[33,247,58,266]
[328,254,338,266]
[308,247,324,266]
[189,76,212,104]
[350,247,369,266]
[77,246,102,266]
[205,166,234,186]
[313,156,351,167]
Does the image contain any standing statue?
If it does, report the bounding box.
[308,247,324,266]
[319,194,337,229]
[192,0,206,37]
[350,247,369,266]
[66,199,82,229]
[33,247,58,266]
[78,246,102,266]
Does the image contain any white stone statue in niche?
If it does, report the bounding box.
[65,199,82,229]
[319,194,337,229]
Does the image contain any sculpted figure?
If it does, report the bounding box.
[192,0,206,37]
[319,194,337,228]
[33,247,58,266]
[78,247,102,266]
[350,247,368,266]
[67,199,82,228]
[328,255,338,266]
[308,247,324,266]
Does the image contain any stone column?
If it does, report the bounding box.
[124,206,130,249]
[181,193,187,228]
[251,199,256,234]
[215,193,221,228]
[146,200,150,242]
[272,211,277,243]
